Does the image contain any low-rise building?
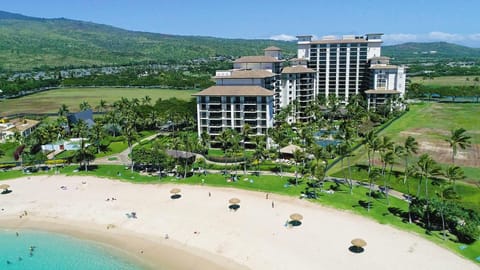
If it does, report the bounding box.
[0,118,40,143]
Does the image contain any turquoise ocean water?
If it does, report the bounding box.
[0,229,142,270]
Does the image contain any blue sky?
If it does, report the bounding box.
[2,0,480,47]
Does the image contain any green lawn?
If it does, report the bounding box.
[381,102,480,144]
[95,141,128,158]
[411,76,480,87]
[0,87,198,116]
[1,164,479,264]
[0,142,19,163]
[331,165,480,213]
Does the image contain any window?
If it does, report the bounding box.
[376,73,387,89]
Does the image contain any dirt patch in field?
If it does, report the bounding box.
[400,128,450,138]
[417,139,480,167]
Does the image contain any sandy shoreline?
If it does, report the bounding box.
[0,175,478,270]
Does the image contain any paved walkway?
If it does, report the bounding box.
[93,133,160,165]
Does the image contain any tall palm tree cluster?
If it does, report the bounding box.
[362,128,478,243]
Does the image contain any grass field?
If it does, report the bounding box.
[411,76,480,86]
[329,102,480,181]
[0,87,198,116]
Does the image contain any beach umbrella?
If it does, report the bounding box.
[351,238,367,248]
[290,213,303,221]
[229,198,240,204]
[0,184,10,191]
[170,188,181,194]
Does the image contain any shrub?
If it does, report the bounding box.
[455,222,480,244]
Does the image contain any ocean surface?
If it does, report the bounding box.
[0,229,142,270]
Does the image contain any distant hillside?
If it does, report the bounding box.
[383,42,480,63]
[0,11,296,71]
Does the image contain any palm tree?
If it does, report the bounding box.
[96,99,108,113]
[445,128,471,164]
[142,95,152,106]
[79,101,91,111]
[381,150,395,205]
[58,104,69,118]
[269,127,287,177]
[336,142,352,193]
[402,136,419,184]
[170,136,182,170]
[240,124,252,175]
[123,123,138,173]
[71,120,89,171]
[367,169,381,212]
[252,135,266,172]
[444,165,465,192]
[415,153,441,229]
[89,123,105,154]
[362,130,379,174]
[200,131,210,154]
[217,129,232,173]
[292,149,305,186]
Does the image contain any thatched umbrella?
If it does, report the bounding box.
[0,184,10,191]
[170,188,181,194]
[290,213,303,221]
[351,238,367,248]
[229,198,240,204]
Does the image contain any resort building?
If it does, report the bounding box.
[194,33,405,138]
[296,33,405,105]
[365,56,406,110]
[280,65,316,123]
[193,85,274,136]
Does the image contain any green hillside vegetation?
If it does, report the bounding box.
[0,11,296,71]
[0,87,198,116]
[383,42,480,63]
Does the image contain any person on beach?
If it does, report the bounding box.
[266,193,269,199]
[272,201,275,208]
[208,192,211,197]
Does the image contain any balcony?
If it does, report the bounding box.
[209,113,222,119]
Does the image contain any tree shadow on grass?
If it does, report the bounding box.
[348,246,365,253]
[78,165,99,171]
[170,194,182,199]
[358,200,372,209]
[388,207,409,220]
[287,178,303,186]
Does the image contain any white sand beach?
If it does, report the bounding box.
[0,175,477,270]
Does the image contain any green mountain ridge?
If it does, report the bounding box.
[0,10,479,71]
[383,42,480,63]
[0,10,297,71]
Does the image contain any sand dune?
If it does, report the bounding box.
[0,175,477,270]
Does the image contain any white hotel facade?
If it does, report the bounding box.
[194,34,406,138]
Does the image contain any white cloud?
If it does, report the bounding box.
[383,33,418,43]
[270,34,296,41]
[383,32,480,47]
[427,31,463,41]
[467,33,480,41]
